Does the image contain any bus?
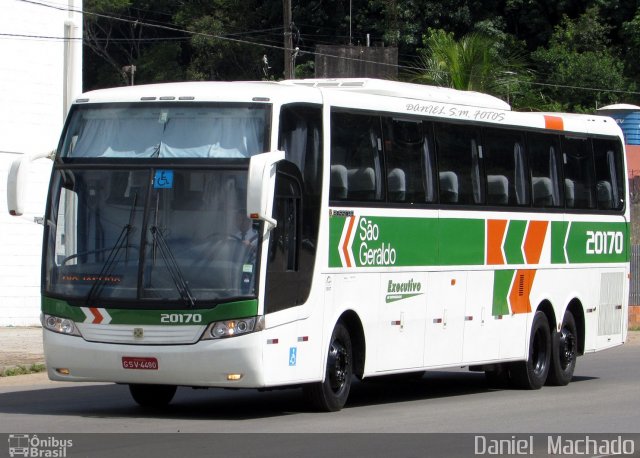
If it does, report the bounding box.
[8,78,629,412]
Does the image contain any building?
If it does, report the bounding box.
[0,0,82,325]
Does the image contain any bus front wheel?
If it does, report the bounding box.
[546,311,578,386]
[129,384,177,408]
[510,311,551,390]
[303,321,353,412]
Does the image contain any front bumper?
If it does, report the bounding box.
[43,328,265,388]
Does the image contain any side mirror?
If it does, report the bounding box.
[246,150,285,229]
[7,150,55,216]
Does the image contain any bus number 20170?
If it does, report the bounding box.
[160,313,203,324]
[585,231,624,255]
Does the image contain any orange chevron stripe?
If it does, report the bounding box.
[342,216,356,267]
[509,270,535,314]
[89,307,104,324]
[523,220,548,264]
[487,219,508,265]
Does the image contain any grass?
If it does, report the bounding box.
[629,325,640,332]
[1,363,46,377]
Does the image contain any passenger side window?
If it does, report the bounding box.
[278,104,323,305]
[434,123,484,205]
[562,137,595,209]
[482,128,529,206]
[381,118,435,203]
[528,133,562,208]
[330,112,383,202]
[592,138,625,211]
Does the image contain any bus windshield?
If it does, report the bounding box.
[60,103,269,158]
[45,167,260,306]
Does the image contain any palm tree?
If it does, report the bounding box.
[411,29,527,103]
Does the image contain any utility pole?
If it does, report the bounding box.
[283,0,294,79]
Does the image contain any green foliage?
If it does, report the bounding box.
[176,0,270,81]
[621,8,640,78]
[1,364,46,377]
[84,0,130,14]
[136,43,184,83]
[410,29,530,107]
[79,0,640,112]
[530,7,632,111]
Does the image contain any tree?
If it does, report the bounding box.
[621,7,640,89]
[83,0,185,89]
[175,0,276,81]
[409,29,528,105]
[530,7,632,112]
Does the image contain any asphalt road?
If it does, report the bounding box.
[1,341,640,457]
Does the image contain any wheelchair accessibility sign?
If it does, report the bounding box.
[289,347,297,366]
[153,170,174,189]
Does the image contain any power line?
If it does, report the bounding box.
[15,0,640,98]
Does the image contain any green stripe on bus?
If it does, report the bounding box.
[492,269,514,316]
[551,221,569,264]
[328,215,345,267]
[438,218,484,265]
[42,296,259,325]
[328,214,628,268]
[564,221,628,263]
[503,220,527,264]
[42,297,86,322]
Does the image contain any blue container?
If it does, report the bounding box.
[598,105,640,146]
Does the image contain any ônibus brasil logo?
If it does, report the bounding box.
[8,434,73,457]
[339,216,397,267]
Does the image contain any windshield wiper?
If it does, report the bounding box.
[149,225,196,308]
[85,223,134,307]
[85,193,138,306]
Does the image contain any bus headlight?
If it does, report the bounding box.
[202,316,264,340]
[42,314,81,337]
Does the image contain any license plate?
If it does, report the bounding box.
[122,356,158,370]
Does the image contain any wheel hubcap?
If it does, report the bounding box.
[559,327,576,370]
[328,340,349,393]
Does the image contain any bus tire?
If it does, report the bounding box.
[546,311,578,386]
[510,311,551,390]
[129,384,177,408]
[303,321,353,412]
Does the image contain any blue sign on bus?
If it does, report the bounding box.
[154,170,174,189]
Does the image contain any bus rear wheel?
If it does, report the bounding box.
[303,321,353,412]
[129,384,177,408]
[546,311,578,386]
[510,311,551,390]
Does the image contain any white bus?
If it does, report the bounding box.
[9,78,629,411]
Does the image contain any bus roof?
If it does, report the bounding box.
[73,81,320,105]
[282,78,511,111]
[74,79,510,110]
[72,79,622,138]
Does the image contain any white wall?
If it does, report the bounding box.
[0,0,82,325]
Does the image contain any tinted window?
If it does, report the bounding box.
[528,133,563,208]
[562,137,595,209]
[593,138,625,211]
[273,105,324,310]
[330,112,383,202]
[434,123,483,204]
[382,118,435,203]
[482,128,529,206]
